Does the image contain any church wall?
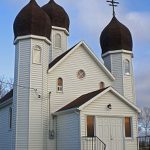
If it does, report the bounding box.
[51,28,68,60]
[28,38,50,150]
[0,103,12,150]
[103,54,111,72]
[80,91,138,150]
[48,45,112,113]
[12,37,50,150]
[105,53,124,95]
[122,53,135,103]
[103,52,135,103]
[12,39,31,150]
[56,112,80,150]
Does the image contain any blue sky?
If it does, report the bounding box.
[0,0,150,107]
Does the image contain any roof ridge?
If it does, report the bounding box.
[48,42,80,69]
[57,87,109,112]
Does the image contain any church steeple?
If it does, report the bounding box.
[100,0,133,55]
[42,0,70,60]
[100,1,135,103]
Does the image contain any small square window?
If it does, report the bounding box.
[33,46,41,64]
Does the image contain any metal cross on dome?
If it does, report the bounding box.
[107,0,119,17]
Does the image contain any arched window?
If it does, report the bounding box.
[99,82,105,89]
[124,59,130,75]
[57,78,63,92]
[55,33,61,48]
[33,45,41,64]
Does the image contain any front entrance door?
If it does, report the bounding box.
[96,117,124,150]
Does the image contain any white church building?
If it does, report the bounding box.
[0,0,140,150]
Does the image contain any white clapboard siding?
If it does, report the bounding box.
[13,37,50,150]
[122,53,135,103]
[103,52,135,103]
[57,113,80,150]
[48,45,112,113]
[0,104,12,150]
[110,53,124,95]
[80,91,138,150]
[12,39,31,150]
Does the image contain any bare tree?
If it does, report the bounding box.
[0,76,13,99]
[139,107,150,136]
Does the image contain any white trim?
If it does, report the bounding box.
[48,41,115,81]
[14,35,51,45]
[78,87,140,113]
[52,26,69,36]
[102,50,133,58]
[53,108,78,116]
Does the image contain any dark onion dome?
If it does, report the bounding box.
[42,0,70,31]
[13,0,51,40]
[100,16,133,54]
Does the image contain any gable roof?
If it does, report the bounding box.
[49,42,79,69]
[58,87,108,112]
[48,41,115,81]
[0,89,13,104]
[56,87,140,113]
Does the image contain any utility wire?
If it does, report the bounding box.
[0,81,37,91]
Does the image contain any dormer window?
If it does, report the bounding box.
[57,78,63,92]
[55,33,61,48]
[124,59,130,75]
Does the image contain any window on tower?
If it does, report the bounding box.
[124,59,130,75]
[33,45,41,64]
[57,77,63,92]
[55,33,61,48]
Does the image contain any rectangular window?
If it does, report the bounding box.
[125,117,132,137]
[33,46,41,64]
[9,107,12,129]
[87,116,95,137]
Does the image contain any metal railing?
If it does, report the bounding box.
[82,136,106,150]
[137,136,150,150]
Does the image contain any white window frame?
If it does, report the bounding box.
[57,77,63,93]
[124,59,130,75]
[55,33,61,48]
[33,45,42,65]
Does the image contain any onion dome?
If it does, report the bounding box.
[13,0,51,40]
[100,16,133,54]
[42,0,70,31]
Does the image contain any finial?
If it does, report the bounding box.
[107,0,119,17]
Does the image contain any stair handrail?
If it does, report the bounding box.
[81,136,106,150]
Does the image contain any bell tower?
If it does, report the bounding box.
[100,0,135,103]
[12,0,51,150]
[42,0,70,60]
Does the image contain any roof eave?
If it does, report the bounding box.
[0,98,13,109]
